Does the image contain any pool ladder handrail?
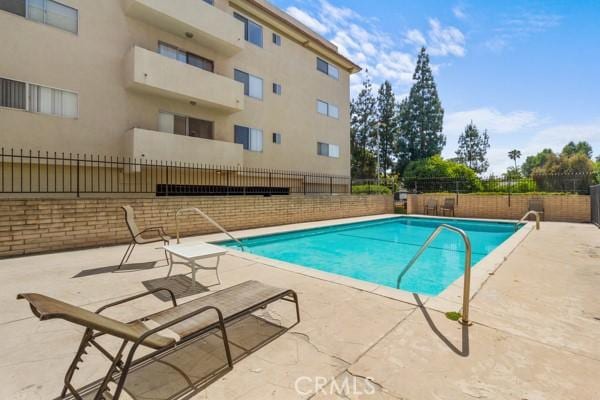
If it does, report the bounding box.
[175,207,245,251]
[396,224,473,326]
[515,210,541,231]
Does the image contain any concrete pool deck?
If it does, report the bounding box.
[0,215,599,399]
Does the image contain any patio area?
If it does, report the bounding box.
[0,216,599,399]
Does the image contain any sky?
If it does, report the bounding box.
[271,0,600,174]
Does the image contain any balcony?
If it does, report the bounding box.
[126,128,244,166]
[124,46,244,113]
[124,0,244,56]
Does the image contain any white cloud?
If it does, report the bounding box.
[405,29,427,47]
[452,5,467,20]
[284,1,466,98]
[427,18,466,57]
[286,6,329,35]
[444,108,540,136]
[486,11,562,52]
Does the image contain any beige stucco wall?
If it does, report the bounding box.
[0,0,353,176]
[407,193,591,223]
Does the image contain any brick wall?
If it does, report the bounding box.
[407,193,590,223]
[0,194,393,257]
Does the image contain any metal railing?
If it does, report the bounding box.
[516,210,541,231]
[175,207,245,251]
[0,148,351,196]
[403,173,596,195]
[592,184,600,227]
[396,224,473,325]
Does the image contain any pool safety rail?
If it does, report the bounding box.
[396,224,473,325]
[516,210,541,231]
[175,207,245,251]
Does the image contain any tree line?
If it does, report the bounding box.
[351,47,599,182]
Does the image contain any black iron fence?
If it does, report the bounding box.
[0,148,351,196]
[403,173,598,195]
[592,184,600,227]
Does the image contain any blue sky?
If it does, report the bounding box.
[271,0,600,173]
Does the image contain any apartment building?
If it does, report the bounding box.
[0,0,360,178]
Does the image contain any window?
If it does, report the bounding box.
[234,69,263,100]
[29,84,77,118]
[272,83,282,95]
[26,0,77,33]
[158,112,214,139]
[159,42,214,72]
[272,32,281,46]
[316,57,339,79]
[0,0,26,17]
[0,77,77,117]
[317,100,339,118]
[0,77,26,110]
[202,0,213,4]
[234,125,263,152]
[317,142,340,158]
[272,132,281,144]
[234,12,263,47]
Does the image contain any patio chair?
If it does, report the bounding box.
[440,198,456,217]
[17,280,299,400]
[424,198,438,215]
[528,197,545,221]
[118,205,170,270]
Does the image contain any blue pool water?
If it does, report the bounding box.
[220,217,519,296]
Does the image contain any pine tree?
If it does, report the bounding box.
[350,72,377,178]
[455,121,490,174]
[375,81,398,178]
[396,47,445,172]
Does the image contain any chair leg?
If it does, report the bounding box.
[117,241,133,270]
[93,340,128,400]
[166,252,174,279]
[124,243,136,264]
[215,256,221,286]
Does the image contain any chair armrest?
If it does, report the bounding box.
[135,227,169,241]
[95,288,177,314]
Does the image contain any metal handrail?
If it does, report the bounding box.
[515,210,541,231]
[175,207,245,251]
[396,224,473,325]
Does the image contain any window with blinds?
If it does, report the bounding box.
[0,78,26,110]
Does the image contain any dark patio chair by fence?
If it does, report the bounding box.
[424,198,438,215]
[528,198,545,221]
[440,198,456,217]
[17,280,299,400]
[118,205,170,270]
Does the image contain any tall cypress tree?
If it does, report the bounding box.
[455,121,490,174]
[350,73,377,178]
[396,47,445,172]
[376,81,397,178]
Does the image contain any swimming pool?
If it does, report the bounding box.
[220,217,520,296]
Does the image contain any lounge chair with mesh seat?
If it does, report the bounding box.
[118,205,170,270]
[17,280,300,400]
[440,197,456,217]
[424,198,438,215]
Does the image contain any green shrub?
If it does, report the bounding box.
[351,184,392,194]
[403,156,482,192]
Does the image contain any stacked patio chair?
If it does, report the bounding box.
[528,197,545,221]
[440,198,456,217]
[423,198,438,215]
